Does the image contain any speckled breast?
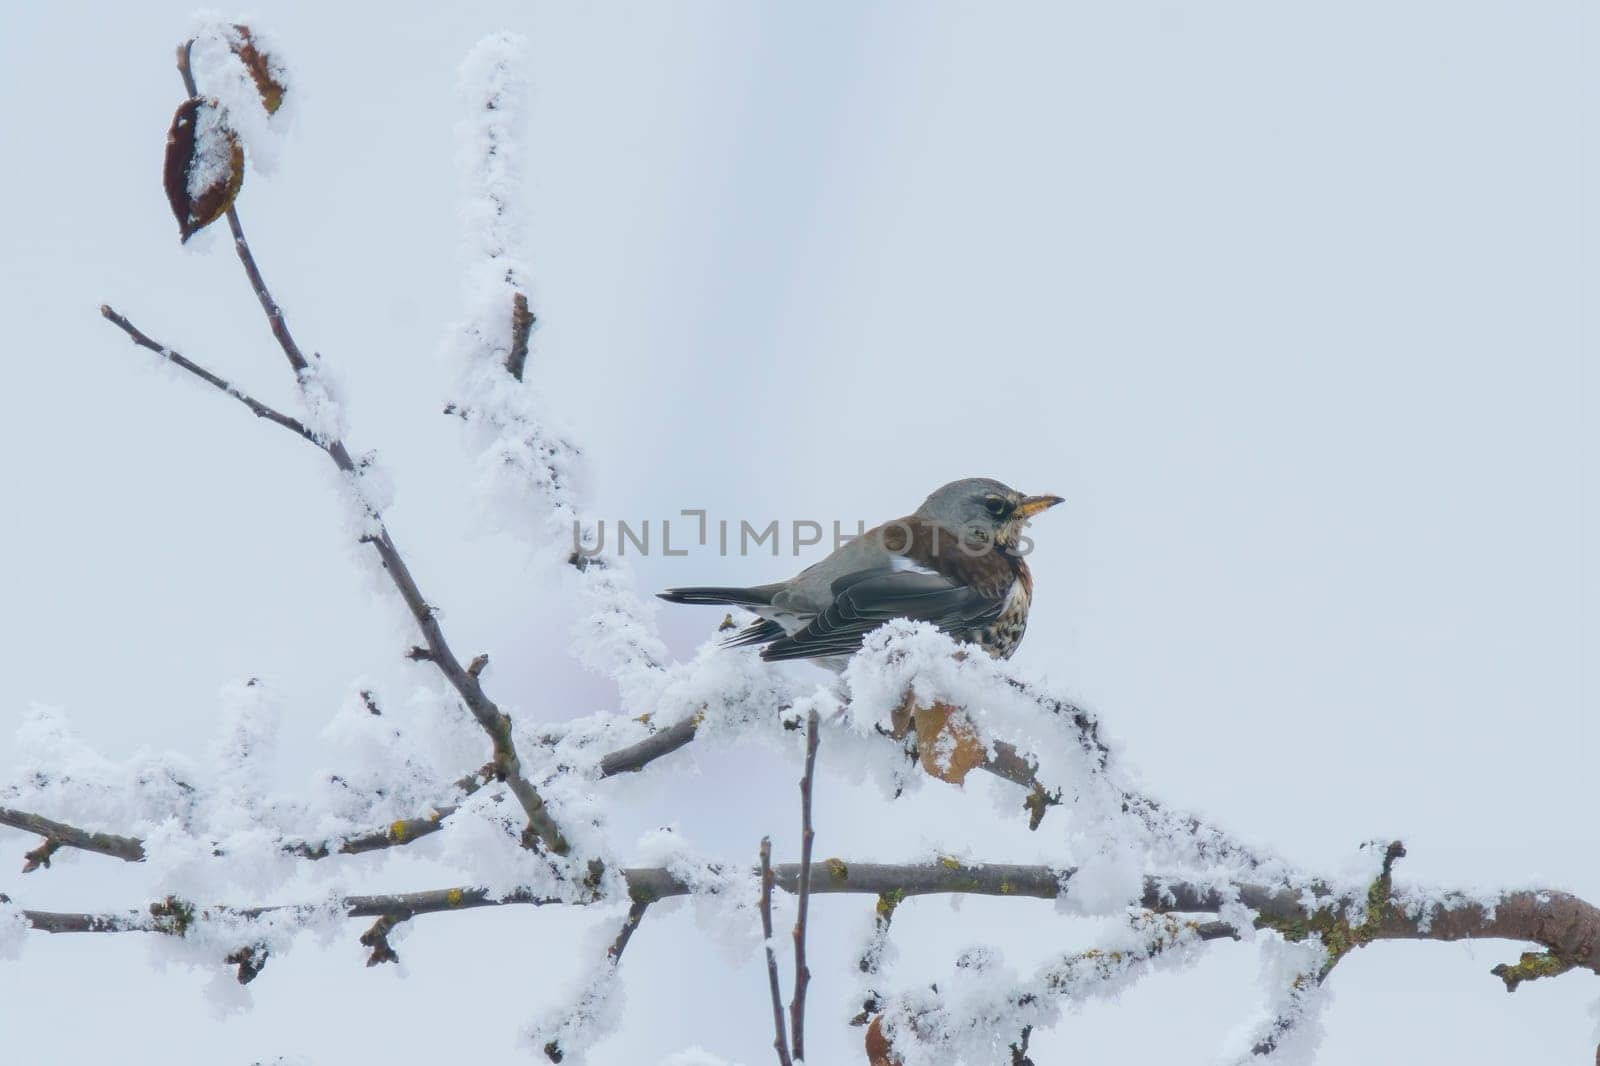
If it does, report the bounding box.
[972,577,1032,660]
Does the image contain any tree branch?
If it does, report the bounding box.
[13,859,1596,996]
[99,304,323,447]
[594,683,1271,880]
[359,913,403,966]
[6,704,693,867]
[595,717,701,778]
[4,770,493,871]
[3,802,457,869]
[539,898,653,1063]
[790,709,820,1062]
[607,899,649,963]
[0,806,146,867]
[100,299,559,854]
[285,809,454,861]
[92,40,573,860]
[100,305,566,856]
[759,837,795,1066]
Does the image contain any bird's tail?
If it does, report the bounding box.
[657,586,775,607]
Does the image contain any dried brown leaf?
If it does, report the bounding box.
[163,97,244,243]
[911,701,986,785]
[231,25,286,114]
[864,1015,903,1066]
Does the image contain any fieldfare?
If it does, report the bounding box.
[659,478,1063,669]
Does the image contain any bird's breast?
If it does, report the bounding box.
[971,575,1032,659]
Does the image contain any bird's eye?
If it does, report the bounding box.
[983,496,1010,518]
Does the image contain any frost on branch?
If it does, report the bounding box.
[444,31,581,539]
[6,704,199,837]
[871,912,1218,1066]
[524,827,765,1064]
[185,18,293,173]
[839,622,1282,900]
[636,825,766,963]
[443,32,666,698]
[1221,935,1331,1064]
[524,904,641,1065]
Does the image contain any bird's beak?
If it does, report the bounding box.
[1015,494,1065,520]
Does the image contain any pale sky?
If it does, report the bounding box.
[0,2,1592,1063]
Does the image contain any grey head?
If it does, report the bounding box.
[912,477,1065,553]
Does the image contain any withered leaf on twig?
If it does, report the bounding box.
[864,1014,903,1066]
[231,25,286,114]
[913,702,987,784]
[893,694,988,785]
[163,97,243,242]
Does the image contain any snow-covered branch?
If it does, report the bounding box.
[92,36,576,862]
[3,22,1588,1066]
[0,805,146,866]
[10,850,1599,993]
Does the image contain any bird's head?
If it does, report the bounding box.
[914,477,1064,554]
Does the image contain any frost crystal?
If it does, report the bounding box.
[1219,935,1330,1064]
[184,98,237,201]
[524,908,635,1065]
[187,17,293,174]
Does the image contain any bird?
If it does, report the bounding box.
[659,478,1063,669]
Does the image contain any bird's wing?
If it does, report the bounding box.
[722,617,787,648]
[758,567,1003,662]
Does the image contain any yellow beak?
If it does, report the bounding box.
[1015,494,1065,520]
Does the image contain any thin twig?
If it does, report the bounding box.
[10,707,693,868]
[4,772,484,869]
[175,40,199,97]
[359,913,403,966]
[790,709,821,1062]
[759,836,795,1066]
[596,717,702,778]
[507,291,535,381]
[285,809,454,860]
[100,307,563,854]
[874,915,1241,1063]
[99,305,323,447]
[0,807,146,867]
[540,900,651,1063]
[606,899,650,963]
[1245,844,1408,1056]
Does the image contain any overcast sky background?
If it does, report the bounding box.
[0,2,1593,1063]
